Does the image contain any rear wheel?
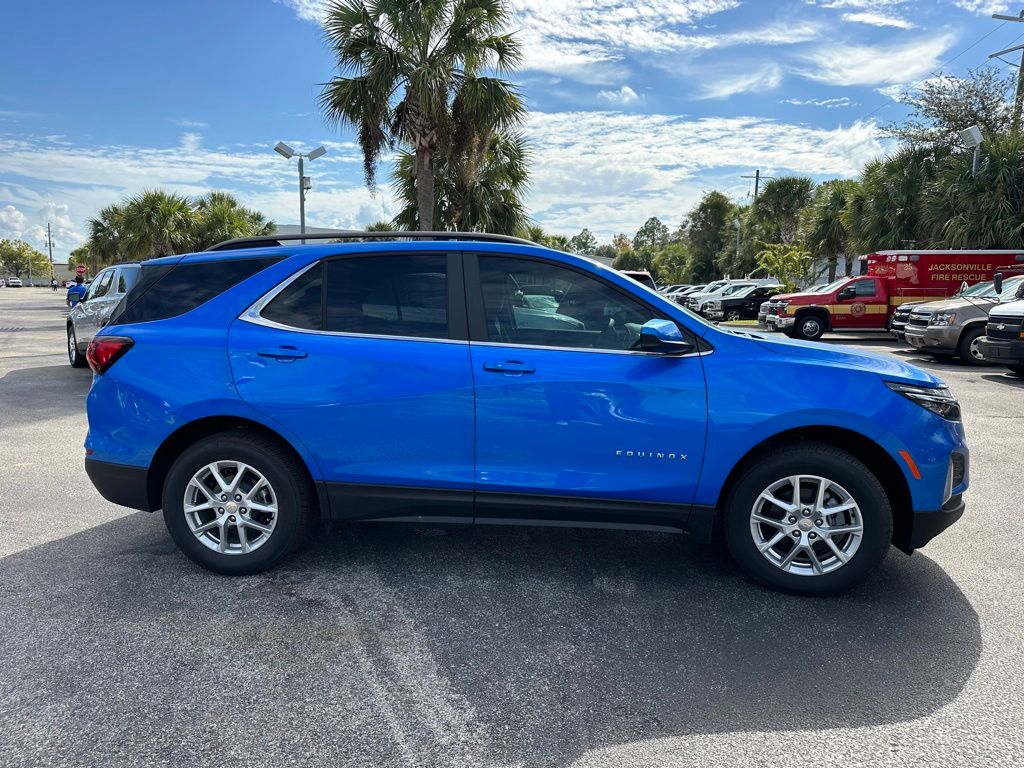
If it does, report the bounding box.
[67,325,87,368]
[725,309,742,322]
[162,432,314,575]
[955,325,987,366]
[795,314,825,341]
[1009,364,1024,377]
[723,443,891,595]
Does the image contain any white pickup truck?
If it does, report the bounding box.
[978,275,1024,376]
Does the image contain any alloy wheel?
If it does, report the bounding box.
[749,474,863,576]
[183,460,278,555]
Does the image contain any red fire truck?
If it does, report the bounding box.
[765,250,1024,340]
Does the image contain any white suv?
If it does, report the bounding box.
[67,264,141,367]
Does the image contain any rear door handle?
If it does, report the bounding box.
[258,346,307,360]
[483,360,535,374]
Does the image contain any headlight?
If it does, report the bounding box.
[929,312,957,326]
[707,301,721,310]
[777,300,789,315]
[885,381,961,421]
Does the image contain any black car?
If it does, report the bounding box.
[704,284,783,322]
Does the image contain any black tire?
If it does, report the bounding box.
[68,325,87,368]
[795,314,826,341]
[162,431,314,575]
[955,325,987,366]
[1009,364,1024,377]
[723,442,892,596]
[725,309,742,322]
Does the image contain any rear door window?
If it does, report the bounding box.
[261,265,323,330]
[115,266,140,295]
[324,255,450,339]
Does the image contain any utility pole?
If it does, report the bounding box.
[742,170,761,198]
[991,11,1024,134]
[741,170,774,199]
[45,223,55,280]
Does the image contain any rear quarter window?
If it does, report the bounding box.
[112,257,281,325]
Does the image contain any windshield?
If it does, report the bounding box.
[721,283,753,296]
[814,278,848,294]
[994,276,1024,300]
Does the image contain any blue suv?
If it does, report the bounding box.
[83,232,968,595]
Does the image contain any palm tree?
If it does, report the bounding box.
[921,132,1024,248]
[800,179,858,280]
[87,204,127,270]
[842,147,939,252]
[749,176,815,244]
[319,0,525,230]
[390,130,530,233]
[119,190,195,257]
[192,191,274,250]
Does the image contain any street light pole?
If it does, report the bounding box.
[274,141,326,244]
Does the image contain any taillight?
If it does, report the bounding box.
[87,336,134,374]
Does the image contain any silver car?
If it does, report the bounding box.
[67,263,141,368]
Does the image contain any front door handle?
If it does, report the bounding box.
[258,346,307,360]
[483,360,535,374]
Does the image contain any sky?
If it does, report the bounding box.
[0,0,1020,263]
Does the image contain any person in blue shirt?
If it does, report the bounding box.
[66,275,87,308]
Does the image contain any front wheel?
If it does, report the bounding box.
[725,309,742,322]
[1009,364,1024,377]
[795,315,825,341]
[723,443,892,595]
[955,326,987,366]
[162,432,314,575]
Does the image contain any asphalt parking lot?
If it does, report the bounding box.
[1,288,1023,768]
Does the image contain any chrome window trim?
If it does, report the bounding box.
[469,340,713,358]
[239,261,467,346]
[240,260,712,357]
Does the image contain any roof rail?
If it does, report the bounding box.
[205,230,537,251]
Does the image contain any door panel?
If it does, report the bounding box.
[229,253,475,518]
[468,253,708,516]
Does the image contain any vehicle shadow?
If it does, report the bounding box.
[0,514,982,767]
[0,364,91,430]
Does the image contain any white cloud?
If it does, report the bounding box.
[274,0,323,21]
[0,204,29,239]
[952,1,1010,13]
[597,85,640,105]
[841,10,914,27]
[798,33,955,86]
[522,111,885,238]
[699,65,783,99]
[781,96,857,108]
[180,132,203,153]
[172,118,209,129]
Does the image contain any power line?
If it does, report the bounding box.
[852,19,1011,125]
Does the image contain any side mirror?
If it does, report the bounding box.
[995,272,1003,295]
[78,293,88,303]
[837,288,853,301]
[959,280,969,294]
[1017,281,1024,299]
[639,319,695,355]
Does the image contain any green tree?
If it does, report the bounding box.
[593,243,617,262]
[0,239,50,279]
[611,233,632,255]
[681,191,733,283]
[320,0,525,231]
[922,132,1024,248]
[652,242,688,284]
[884,67,1013,149]
[391,131,530,234]
[612,248,654,272]
[633,216,669,250]
[192,191,273,250]
[800,179,859,281]
[568,228,598,255]
[756,242,812,292]
[749,176,814,245]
